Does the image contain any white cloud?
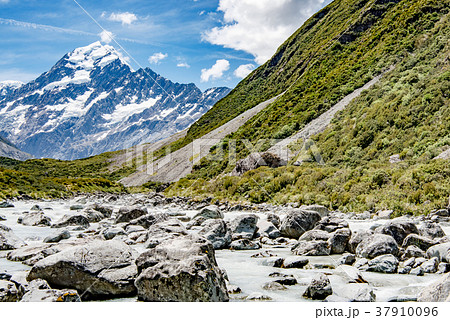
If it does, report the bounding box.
[0,0,11,4]
[107,12,138,25]
[201,59,230,82]
[99,30,114,44]
[148,52,168,64]
[177,62,190,68]
[234,64,255,78]
[203,0,328,64]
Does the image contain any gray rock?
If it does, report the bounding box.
[356,234,399,259]
[128,212,168,229]
[292,240,330,256]
[367,254,398,273]
[21,288,81,302]
[103,227,127,240]
[300,205,329,218]
[398,266,412,274]
[282,257,309,269]
[256,220,281,239]
[280,210,321,238]
[193,205,223,220]
[413,257,427,268]
[27,240,138,300]
[81,209,104,223]
[303,274,332,300]
[299,229,330,242]
[70,204,84,211]
[438,262,450,274]
[328,228,352,254]
[89,204,113,218]
[267,213,281,228]
[338,253,356,266]
[262,281,287,291]
[17,211,52,226]
[402,245,425,259]
[0,201,14,208]
[314,216,348,233]
[347,229,374,254]
[354,258,369,270]
[261,257,284,267]
[410,266,425,276]
[403,257,416,268]
[51,214,90,229]
[186,216,207,229]
[135,235,229,302]
[334,283,376,302]
[419,222,446,239]
[198,219,231,249]
[0,224,26,250]
[422,257,439,273]
[402,234,437,251]
[145,219,187,249]
[377,210,394,219]
[230,239,261,250]
[229,214,259,240]
[0,280,22,302]
[115,206,148,224]
[375,219,419,245]
[43,230,71,243]
[231,152,286,176]
[426,242,450,262]
[246,292,273,300]
[434,209,449,217]
[418,273,450,301]
[0,214,6,221]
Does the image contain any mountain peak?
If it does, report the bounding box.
[65,41,130,71]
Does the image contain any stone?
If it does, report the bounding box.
[402,234,437,251]
[426,242,450,263]
[135,235,229,302]
[115,206,148,224]
[422,257,439,273]
[377,210,394,219]
[51,214,90,229]
[145,219,187,249]
[0,214,6,221]
[413,257,427,268]
[230,239,261,250]
[81,209,104,223]
[299,229,331,242]
[336,265,368,283]
[261,257,284,267]
[402,245,425,259]
[231,152,287,176]
[274,277,297,286]
[70,204,84,211]
[198,219,231,250]
[89,204,113,218]
[262,281,287,291]
[403,257,416,268]
[354,258,369,270]
[186,216,207,229]
[102,227,127,240]
[0,280,22,302]
[314,216,348,233]
[282,257,309,269]
[333,283,375,302]
[17,211,52,226]
[193,205,223,220]
[328,228,352,254]
[347,229,374,254]
[21,288,81,302]
[375,219,419,245]
[419,222,446,239]
[438,263,450,274]
[43,230,71,243]
[27,240,138,300]
[128,212,168,229]
[292,240,330,256]
[256,220,281,239]
[338,253,356,266]
[355,234,399,259]
[229,214,259,240]
[303,274,332,300]
[0,201,14,208]
[267,213,281,228]
[398,266,412,274]
[280,210,321,238]
[367,254,398,273]
[410,266,425,276]
[300,205,329,218]
[246,292,273,301]
[418,273,450,302]
[434,209,449,217]
[0,223,26,250]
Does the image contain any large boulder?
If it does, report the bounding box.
[0,224,26,250]
[280,210,321,238]
[419,222,446,239]
[292,240,330,256]
[135,235,229,302]
[27,240,138,300]
[356,234,399,259]
[230,239,261,250]
[299,205,329,218]
[51,214,90,229]
[367,254,399,273]
[0,201,14,208]
[299,230,331,242]
[426,242,450,263]
[20,279,80,302]
[145,219,187,249]
[231,152,287,176]
[314,217,348,233]
[347,230,374,254]
[375,219,419,245]
[402,234,437,251]
[418,273,450,302]
[43,230,71,243]
[256,220,281,239]
[328,228,352,254]
[193,205,223,220]
[115,206,148,224]
[198,219,231,249]
[229,214,259,240]
[17,211,51,226]
[303,274,332,300]
[128,212,169,229]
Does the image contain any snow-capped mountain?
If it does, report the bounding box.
[0,42,230,160]
[0,81,24,96]
[0,134,32,161]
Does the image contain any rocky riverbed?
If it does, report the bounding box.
[1,193,450,302]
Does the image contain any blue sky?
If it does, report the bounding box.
[0,0,331,91]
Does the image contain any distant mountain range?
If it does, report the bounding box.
[0,134,32,161]
[0,42,230,160]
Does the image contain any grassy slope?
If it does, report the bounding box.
[166,0,450,215]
